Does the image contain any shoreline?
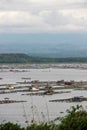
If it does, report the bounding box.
[0,63,87,70]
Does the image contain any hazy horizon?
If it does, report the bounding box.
[0,0,87,57]
[0,33,87,57]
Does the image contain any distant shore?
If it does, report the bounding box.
[0,63,87,69]
[1,53,87,64]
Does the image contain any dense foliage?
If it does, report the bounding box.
[0,53,87,63]
[0,122,24,130]
[58,105,87,130]
[0,105,87,130]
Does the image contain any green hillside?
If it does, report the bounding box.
[0,53,87,63]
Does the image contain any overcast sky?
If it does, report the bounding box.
[0,0,87,33]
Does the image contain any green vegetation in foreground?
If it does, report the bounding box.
[0,105,87,130]
[1,53,87,63]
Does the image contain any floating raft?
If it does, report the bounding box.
[0,99,26,104]
[49,96,87,102]
[22,91,70,96]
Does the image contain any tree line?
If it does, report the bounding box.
[0,53,87,63]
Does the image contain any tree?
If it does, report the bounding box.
[58,105,87,130]
[0,122,24,130]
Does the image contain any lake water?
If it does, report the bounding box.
[0,68,87,126]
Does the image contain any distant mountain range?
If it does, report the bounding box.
[1,53,87,63]
[0,33,87,58]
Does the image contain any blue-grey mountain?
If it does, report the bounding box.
[0,33,87,58]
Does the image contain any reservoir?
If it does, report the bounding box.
[0,66,87,126]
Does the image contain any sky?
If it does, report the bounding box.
[0,0,87,56]
[0,0,87,33]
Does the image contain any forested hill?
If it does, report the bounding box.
[0,53,87,63]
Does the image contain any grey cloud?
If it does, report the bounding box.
[0,0,32,11]
[0,0,86,33]
[41,11,69,26]
[0,0,86,13]
[70,0,87,8]
[82,0,87,8]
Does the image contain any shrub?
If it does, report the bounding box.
[58,105,87,130]
[0,122,24,130]
[26,123,58,130]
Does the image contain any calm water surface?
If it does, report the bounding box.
[0,68,87,126]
